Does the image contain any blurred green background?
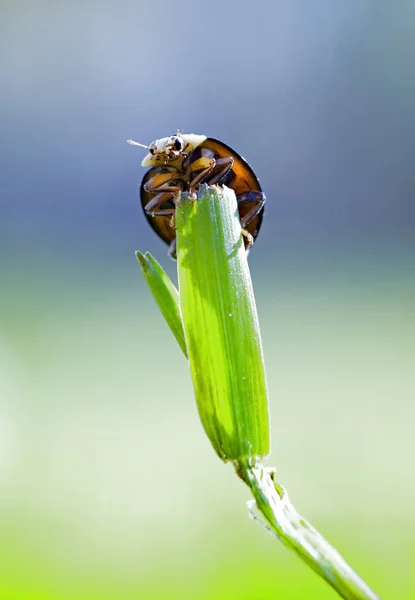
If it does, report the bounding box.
[1,1,414,599]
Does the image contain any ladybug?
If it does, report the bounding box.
[128,131,266,258]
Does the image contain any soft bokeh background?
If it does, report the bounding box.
[1,1,414,598]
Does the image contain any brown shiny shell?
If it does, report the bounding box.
[140,137,264,248]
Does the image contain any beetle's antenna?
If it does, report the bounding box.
[127,139,149,149]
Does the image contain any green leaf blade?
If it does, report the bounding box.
[176,185,270,461]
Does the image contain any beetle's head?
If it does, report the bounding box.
[128,131,187,167]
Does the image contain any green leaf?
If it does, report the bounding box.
[175,185,270,461]
[136,251,187,357]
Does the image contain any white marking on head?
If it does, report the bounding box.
[128,131,207,167]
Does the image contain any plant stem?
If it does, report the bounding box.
[236,461,381,600]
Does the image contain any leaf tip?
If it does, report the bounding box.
[136,250,148,271]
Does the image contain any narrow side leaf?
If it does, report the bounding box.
[136,251,187,357]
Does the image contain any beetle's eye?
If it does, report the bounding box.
[174,138,183,151]
[149,148,155,155]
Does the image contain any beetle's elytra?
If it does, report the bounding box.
[128,132,266,258]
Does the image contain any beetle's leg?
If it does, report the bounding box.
[169,211,176,229]
[241,229,254,248]
[185,156,216,191]
[143,168,183,216]
[237,191,266,228]
[145,195,176,232]
[143,167,178,193]
[185,155,234,191]
[144,193,176,216]
[168,238,177,259]
[205,156,234,185]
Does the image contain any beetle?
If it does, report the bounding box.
[128,131,266,258]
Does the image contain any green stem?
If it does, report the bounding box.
[236,461,381,600]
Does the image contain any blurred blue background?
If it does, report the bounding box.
[1,1,414,598]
